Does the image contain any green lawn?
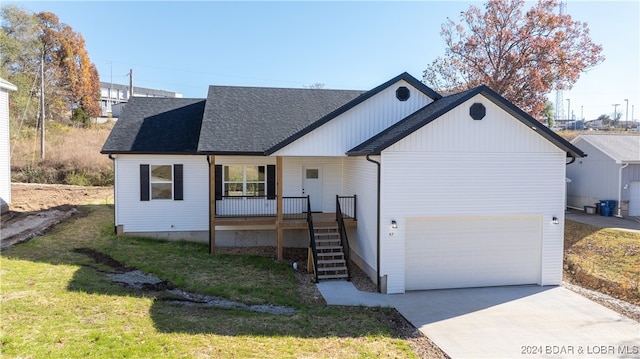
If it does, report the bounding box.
[1,205,416,358]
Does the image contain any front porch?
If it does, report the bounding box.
[209,194,357,260]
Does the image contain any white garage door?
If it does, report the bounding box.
[405,215,542,291]
[629,182,640,216]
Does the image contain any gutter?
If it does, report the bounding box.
[365,154,382,293]
[617,163,630,218]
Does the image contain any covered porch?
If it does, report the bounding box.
[207,156,357,260]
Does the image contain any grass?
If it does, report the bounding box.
[0,205,416,358]
[10,122,114,186]
[564,220,640,304]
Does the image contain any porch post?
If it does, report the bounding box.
[276,156,283,260]
[209,155,216,254]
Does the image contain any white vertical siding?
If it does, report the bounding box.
[378,94,567,294]
[273,80,434,157]
[114,154,209,233]
[0,88,10,210]
[343,156,379,281]
[566,140,620,209]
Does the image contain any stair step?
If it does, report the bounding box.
[318,259,346,265]
[314,226,338,230]
[317,266,347,272]
[318,273,349,280]
[315,245,343,250]
[316,238,340,243]
[317,252,344,258]
[314,232,340,237]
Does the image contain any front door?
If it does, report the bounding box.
[302,167,323,212]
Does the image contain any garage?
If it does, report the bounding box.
[630,182,640,216]
[405,215,542,291]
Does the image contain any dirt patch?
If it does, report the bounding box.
[1,183,114,249]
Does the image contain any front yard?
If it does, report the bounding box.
[1,205,423,358]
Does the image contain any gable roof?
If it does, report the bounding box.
[197,72,442,155]
[101,97,206,154]
[572,134,640,164]
[347,85,586,159]
[197,86,364,154]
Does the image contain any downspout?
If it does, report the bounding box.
[617,163,629,218]
[366,154,382,293]
[206,155,212,253]
[108,154,117,234]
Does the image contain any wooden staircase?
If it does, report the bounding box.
[312,224,349,281]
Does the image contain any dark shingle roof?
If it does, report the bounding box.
[101,97,205,154]
[197,86,365,154]
[197,72,442,154]
[347,85,586,158]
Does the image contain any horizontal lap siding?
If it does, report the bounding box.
[566,140,620,207]
[115,155,209,232]
[379,94,567,293]
[343,156,379,281]
[0,89,10,208]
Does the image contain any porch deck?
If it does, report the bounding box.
[215,212,357,229]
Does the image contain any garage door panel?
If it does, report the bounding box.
[630,182,640,216]
[406,216,541,291]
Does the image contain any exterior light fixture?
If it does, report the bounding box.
[391,220,398,229]
[552,217,559,224]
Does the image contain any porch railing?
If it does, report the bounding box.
[335,196,352,280]
[336,195,357,221]
[215,195,310,220]
[306,197,319,282]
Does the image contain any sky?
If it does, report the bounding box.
[6,1,640,122]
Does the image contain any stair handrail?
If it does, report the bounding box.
[335,195,352,281]
[306,195,319,282]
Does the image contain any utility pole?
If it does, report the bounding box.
[613,103,620,130]
[624,99,629,128]
[40,49,45,159]
[129,69,133,100]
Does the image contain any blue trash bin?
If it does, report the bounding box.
[599,200,617,217]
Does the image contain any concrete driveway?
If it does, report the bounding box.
[317,282,640,358]
[389,285,639,358]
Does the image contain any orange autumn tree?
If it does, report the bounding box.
[38,11,101,122]
[423,0,604,120]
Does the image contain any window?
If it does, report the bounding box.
[140,164,183,201]
[224,165,265,197]
[151,165,173,199]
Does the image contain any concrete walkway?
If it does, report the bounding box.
[317,282,640,359]
[566,208,640,233]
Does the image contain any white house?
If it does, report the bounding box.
[566,134,640,218]
[0,78,17,214]
[102,72,585,294]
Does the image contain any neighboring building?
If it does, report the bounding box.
[102,72,584,294]
[100,82,182,117]
[566,134,640,217]
[0,77,17,213]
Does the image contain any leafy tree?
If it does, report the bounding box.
[423,0,604,120]
[1,6,100,126]
[542,101,554,127]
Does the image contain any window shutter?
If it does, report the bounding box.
[215,165,222,200]
[140,164,150,201]
[174,164,184,200]
[267,164,276,200]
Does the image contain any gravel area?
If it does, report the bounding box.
[563,281,640,322]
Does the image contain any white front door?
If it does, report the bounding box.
[630,181,640,216]
[302,167,323,212]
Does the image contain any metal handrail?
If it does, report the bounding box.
[336,195,357,221]
[335,195,352,281]
[215,195,309,219]
[306,196,319,282]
